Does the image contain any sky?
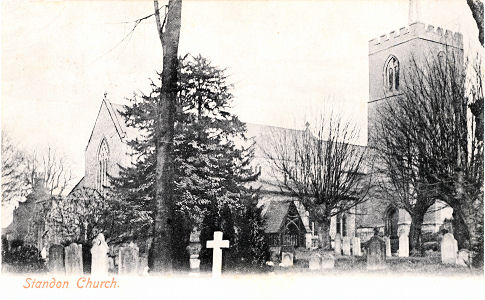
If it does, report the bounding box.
[0,0,481,226]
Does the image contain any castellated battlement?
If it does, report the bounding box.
[369,22,463,54]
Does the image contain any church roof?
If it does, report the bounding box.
[260,194,311,234]
[263,200,291,233]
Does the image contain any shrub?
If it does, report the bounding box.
[2,243,47,273]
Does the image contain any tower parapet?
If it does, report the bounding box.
[369,22,463,55]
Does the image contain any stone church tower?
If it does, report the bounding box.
[352,0,463,250]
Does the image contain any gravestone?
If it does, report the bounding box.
[366,228,386,270]
[456,249,471,267]
[138,254,149,275]
[48,244,65,274]
[334,234,342,255]
[108,256,116,274]
[342,237,351,256]
[384,236,391,257]
[118,242,139,275]
[441,233,458,264]
[352,237,361,256]
[398,232,409,257]
[41,247,47,260]
[321,252,335,269]
[91,233,109,276]
[308,253,321,270]
[280,246,294,267]
[206,231,230,277]
[65,243,83,275]
[186,228,202,275]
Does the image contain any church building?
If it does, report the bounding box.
[68,0,460,255]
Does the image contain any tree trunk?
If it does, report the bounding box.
[149,0,182,273]
[409,212,424,254]
[317,218,331,250]
[452,207,471,250]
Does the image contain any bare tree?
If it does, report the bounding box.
[375,51,483,256]
[1,131,31,208]
[149,0,182,273]
[264,115,370,249]
[25,146,73,196]
[466,0,484,46]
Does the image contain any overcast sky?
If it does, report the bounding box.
[1,0,481,225]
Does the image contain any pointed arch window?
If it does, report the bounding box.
[97,138,109,191]
[385,56,400,91]
[336,214,347,237]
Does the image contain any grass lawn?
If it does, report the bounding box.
[270,252,483,276]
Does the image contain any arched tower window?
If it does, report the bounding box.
[385,55,400,91]
[97,138,109,191]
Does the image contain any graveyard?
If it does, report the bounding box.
[1,1,484,289]
[2,227,482,277]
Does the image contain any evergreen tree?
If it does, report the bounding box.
[110,54,267,271]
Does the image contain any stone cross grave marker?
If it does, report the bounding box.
[352,237,361,256]
[334,233,342,255]
[398,232,409,257]
[119,242,139,275]
[441,233,458,264]
[48,244,65,274]
[206,231,229,278]
[65,243,83,275]
[91,233,109,276]
[367,228,386,270]
[384,236,391,257]
[342,237,351,256]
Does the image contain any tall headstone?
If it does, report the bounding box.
[352,237,362,256]
[384,236,392,257]
[441,233,458,264]
[48,244,65,274]
[342,237,351,256]
[398,232,409,257]
[118,242,139,275]
[65,243,83,275]
[334,234,342,255]
[367,228,386,270]
[91,233,109,276]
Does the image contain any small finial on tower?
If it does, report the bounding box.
[408,0,421,24]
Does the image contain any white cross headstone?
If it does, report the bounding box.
[206,231,229,278]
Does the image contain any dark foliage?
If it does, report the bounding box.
[2,241,46,273]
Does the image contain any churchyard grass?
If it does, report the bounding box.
[262,253,482,276]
